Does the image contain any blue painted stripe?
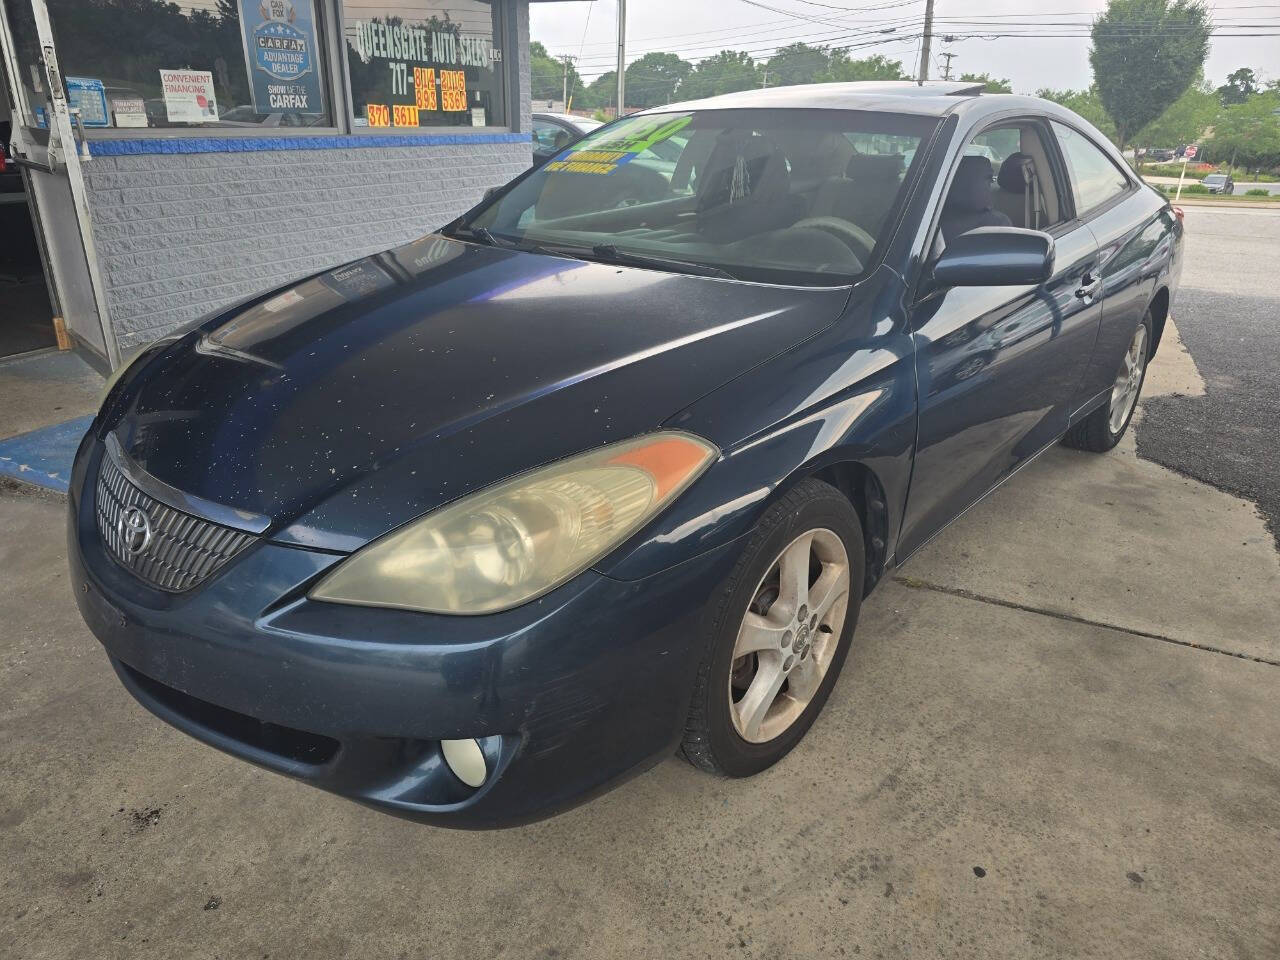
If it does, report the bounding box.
[0,415,94,495]
[88,131,530,157]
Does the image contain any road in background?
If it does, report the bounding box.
[1144,175,1280,195]
[1136,206,1280,545]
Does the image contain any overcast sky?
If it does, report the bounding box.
[530,0,1280,94]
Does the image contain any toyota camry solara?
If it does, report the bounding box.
[70,82,1182,827]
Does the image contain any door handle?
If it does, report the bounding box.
[1075,272,1102,300]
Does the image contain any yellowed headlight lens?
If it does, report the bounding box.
[310,431,718,615]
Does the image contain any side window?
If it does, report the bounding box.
[1052,121,1130,215]
[532,120,568,154]
[966,127,1020,169]
[948,122,1067,234]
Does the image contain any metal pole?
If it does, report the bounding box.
[616,0,625,117]
[918,0,934,84]
[562,56,569,110]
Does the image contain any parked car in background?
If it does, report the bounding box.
[532,112,602,167]
[1146,147,1176,162]
[1201,172,1234,194]
[72,82,1183,828]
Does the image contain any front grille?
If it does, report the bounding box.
[95,451,255,592]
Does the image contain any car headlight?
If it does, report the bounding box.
[309,431,718,615]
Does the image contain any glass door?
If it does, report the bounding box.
[0,0,118,367]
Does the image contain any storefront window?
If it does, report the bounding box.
[342,1,507,130]
[4,0,333,130]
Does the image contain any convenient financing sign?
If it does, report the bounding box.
[238,0,325,115]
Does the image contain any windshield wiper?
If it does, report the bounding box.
[443,224,505,247]
[586,244,738,280]
[444,225,581,261]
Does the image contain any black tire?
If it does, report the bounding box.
[679,477,865,777]
[1063,310,1153,453]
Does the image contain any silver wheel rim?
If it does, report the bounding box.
[1109,324,1148,434]
[729,528,851,744]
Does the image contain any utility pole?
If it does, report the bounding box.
[561,55,573,110]
[917,0,934,84]
[940,51,955,81]
[761,68,769,89]
[616,0,626,118]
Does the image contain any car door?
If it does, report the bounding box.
[896,120,1104,560]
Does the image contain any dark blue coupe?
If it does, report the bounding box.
[70,82,1183,827]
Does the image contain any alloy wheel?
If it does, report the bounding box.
[728,528,851,744]
[1109,324,1148,434]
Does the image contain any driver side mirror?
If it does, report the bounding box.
[932,227,1055,287]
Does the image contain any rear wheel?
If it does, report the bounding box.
[1063,312,1152,453]
[680,478,864,777]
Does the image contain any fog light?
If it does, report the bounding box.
[441,738,487,788]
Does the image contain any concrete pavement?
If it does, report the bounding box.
[5,210,1280,956]
[3,318,1280,958]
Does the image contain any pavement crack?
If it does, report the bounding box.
[892,576,1280,667]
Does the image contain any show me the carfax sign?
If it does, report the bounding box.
[238,0,326,116]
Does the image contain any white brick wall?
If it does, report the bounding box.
[82,0,535,351]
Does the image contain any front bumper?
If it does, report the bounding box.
[68,435,741,827]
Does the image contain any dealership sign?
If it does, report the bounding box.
[239,0,325,115]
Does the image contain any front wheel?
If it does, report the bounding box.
[680,478,864,777]
[1063,312,1152,452]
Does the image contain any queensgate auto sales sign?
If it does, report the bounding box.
[238,0,325,115]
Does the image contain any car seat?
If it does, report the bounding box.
[696,132,800,242]
[808,153,905,238]
[939,155,1011,243]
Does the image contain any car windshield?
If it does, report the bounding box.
[453,108,939,286]
[1204,174,1226,182]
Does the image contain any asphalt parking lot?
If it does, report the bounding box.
[3,206,1278,959]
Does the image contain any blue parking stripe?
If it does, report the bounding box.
[0,416,94,494]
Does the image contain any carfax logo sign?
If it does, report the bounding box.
[239,0,325,115]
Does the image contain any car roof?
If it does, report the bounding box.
[628,82,1094,129]
[533,112,600,129]
[634,81,991,118]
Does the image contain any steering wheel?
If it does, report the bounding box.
[790,217,877,263]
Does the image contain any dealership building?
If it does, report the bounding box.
[1,0,567,370]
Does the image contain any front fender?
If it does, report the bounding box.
[595,267,917,582]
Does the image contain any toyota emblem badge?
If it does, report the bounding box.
[118,505,153,556]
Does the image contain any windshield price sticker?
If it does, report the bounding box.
[548,114,693,175]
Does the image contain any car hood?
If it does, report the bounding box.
[105,235,850,549]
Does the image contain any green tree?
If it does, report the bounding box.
[1136,80,1218,151]
[959,72,1012,94]
[818,52,908,83]
[1216,67,1259,106]
[1036,86,1119,141]
[576,71,616,110]
[762,42,829,87]
[529,41,581,105]
[678,50,759,100]
[624,51,692,108]
[1090,0,1211,155]
[1202,91,1280,171]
